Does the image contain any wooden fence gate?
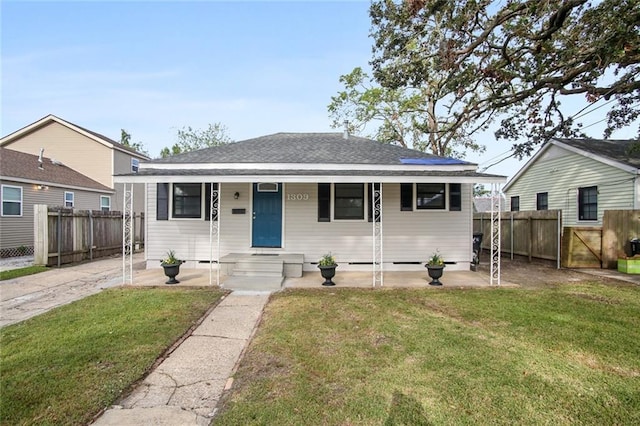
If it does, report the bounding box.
[561,227,602,268]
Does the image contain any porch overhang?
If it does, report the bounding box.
[115,168,507,184]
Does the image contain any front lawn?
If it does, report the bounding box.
[215,282,640,425]
[0,287,225,425]
[0,265,48,281]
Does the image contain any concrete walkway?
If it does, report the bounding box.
[93,292,269,426]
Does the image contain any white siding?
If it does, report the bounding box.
[146,182,473,271]
[505,145,636,226]
[146,183,252,264]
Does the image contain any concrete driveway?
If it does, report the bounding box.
[0,254,145,327]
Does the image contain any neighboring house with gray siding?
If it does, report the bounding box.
[0,114,148,215]
[0,147,113,256]
[115,132,505,280]
[503,138,640,226]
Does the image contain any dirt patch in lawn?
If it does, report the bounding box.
[476,256,620,288]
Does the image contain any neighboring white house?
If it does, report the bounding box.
[115,132,505,278]
[503,138,640,227]
[0,114,149,215]
[0,147,113,257]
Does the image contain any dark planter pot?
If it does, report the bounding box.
[162,263,182,284]
[426,264,445,286]
[318,264,338,286]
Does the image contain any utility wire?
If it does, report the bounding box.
[478,148,513,167]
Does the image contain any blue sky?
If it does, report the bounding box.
[1,1,632,180]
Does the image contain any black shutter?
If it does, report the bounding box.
[157,183,169,220]
[318,183,331,222]
[400,183,413,211]
[205,183,219,221]
[449,183,462,211]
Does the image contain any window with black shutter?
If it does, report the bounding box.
[172,183,202,218]
[334,183,365,220]
[400,183,413,211]
[318,183,331,222]
[157,183,169,220]
[449,183,462,211]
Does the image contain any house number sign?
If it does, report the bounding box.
[286,193,309,201]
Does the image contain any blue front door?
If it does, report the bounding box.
[252,183,282,247]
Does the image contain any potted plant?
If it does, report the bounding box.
[425,250,445,286]
[317,252,338,286]
[160,250,183,284]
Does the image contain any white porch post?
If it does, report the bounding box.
[209,183,220,287]
[372,183,383,287]
[490,183,501,286]
[122,183,133,285]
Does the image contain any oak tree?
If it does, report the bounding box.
[370,0,640,157]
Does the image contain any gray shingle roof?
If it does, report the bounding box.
[149,132,476,165]
[556,138,640,169]
[0,148,113,192]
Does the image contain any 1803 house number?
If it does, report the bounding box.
[286,193,309,201]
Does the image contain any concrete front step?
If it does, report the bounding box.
[233,259,284,277]
[233,270,283,277]
[219,253,303,278]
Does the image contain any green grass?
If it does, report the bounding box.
[0,266,48,281]
[0,287,225,425]
[215,282,640,425]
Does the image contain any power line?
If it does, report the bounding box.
[478,148,513,167]
[572,98,616,121]
[580,117,608,130]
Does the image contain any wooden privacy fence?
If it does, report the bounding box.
[602,210,640,268]
[475,209,640,269]
[474,210,562,265]
[33,205,145,267]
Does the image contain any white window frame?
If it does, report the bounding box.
[1,184,23,217]
[332,183,367,222]
[578,186,598,222]
[257,182,278,192]
[100,195,111,212]
[131,158,140,173]
[171,183,203,219]
[415,183,448,211]
[64,191,75,208]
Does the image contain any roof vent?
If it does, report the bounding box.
[51,159,64,166]
[38,148,44,170]
[343,120,349,140]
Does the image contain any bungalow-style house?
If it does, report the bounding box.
[115,132,505,283]
[0,147,113,257]
[0,114,149,215]
[504,138,640,226]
